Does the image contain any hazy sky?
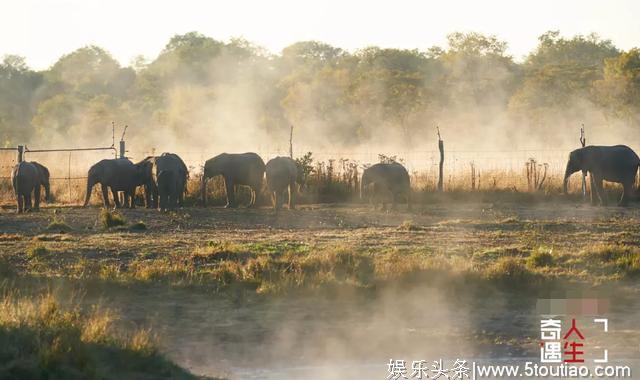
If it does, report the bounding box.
[2,0,639,70]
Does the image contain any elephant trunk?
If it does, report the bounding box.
[83,176,96,207]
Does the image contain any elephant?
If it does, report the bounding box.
[361,162,411,211]
[137,153,188,209]
[11,161,50,213]
[157,169,179,211]
[563,145,640,206]
[83,158,150,208]
[201,152,265,208]
[265,156,301,210]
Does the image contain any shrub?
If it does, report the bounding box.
[527,248,554,268]
[99,209,127,228]
[46,216,72,233]
[129,221,147,231]
[484,257,538,284]
[0,290,205,379]
[26,244,49,260]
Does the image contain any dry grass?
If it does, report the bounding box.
[1,203,639,296]
[99,209,127,228]
[0,287,214,379]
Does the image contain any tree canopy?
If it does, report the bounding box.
[0,31,637,149]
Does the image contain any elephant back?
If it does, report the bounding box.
[363,162,410,189]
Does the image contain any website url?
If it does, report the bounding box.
[472,362,632,379]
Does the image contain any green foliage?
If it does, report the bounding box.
[1,30,639,148]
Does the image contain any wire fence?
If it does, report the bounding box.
[0,143,577,206]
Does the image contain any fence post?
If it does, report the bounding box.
[119,140,125,159]
[289,125,294,159]
[437,127,444,192]
[580,124,587,199]
[17,145,24,163]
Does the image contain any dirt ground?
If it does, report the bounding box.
[1,202,640,379]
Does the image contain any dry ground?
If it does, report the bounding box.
[1,201,640,378]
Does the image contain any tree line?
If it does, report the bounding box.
[1,31,639,150]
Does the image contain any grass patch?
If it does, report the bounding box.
[99,209,127,229]
[484,257,540,285]
[129,221,147,232]
[527,247,554,268]
[25,244,50,260]
[0,288,211,380]
[397,220,423,231]
[45,216,72,233]
[582,244,640,278]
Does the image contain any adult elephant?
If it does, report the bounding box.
[563,145,640,206]
[201,152,265,208]
[361,162,411,211]
[137,153,188,209]
[11,161,50,213]
[83,158,149,208]
[265,156,301,210]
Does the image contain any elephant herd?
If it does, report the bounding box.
[8,144,640,213]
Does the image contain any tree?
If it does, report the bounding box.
[593,49,640,123]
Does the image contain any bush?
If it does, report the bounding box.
[25,244,49,260]
[99,209,127,228]
[46,216,72,233]
[0,290,208,380]
[129,221,147,232]
[484,257,538,285]
[527,248,554,268]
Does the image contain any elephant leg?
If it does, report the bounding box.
[158,190,166,211]
[594,177,606,206]
[152,182,159,209]
[248,188,257,208]
[111,188,121,209]
[128,188,136,209]
[33,185,41,211]
[24,192,32,212]
[620,181,633,206]
[17,194,23,213]
[275,190,283,210]
[144,184,152,208]
[589,175,598,205]
[289,182,296,210]
[178,180,185,207]
[225,179,237,208]
[100,184,110,208]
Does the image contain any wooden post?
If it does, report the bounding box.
[17,145,24,163]
[119,125,128,159]
[580,124,587,199]
[437,127,444,192]
[289,125,294,159]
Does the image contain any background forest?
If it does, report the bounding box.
[1,31,639,154]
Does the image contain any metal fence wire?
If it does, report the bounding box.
[1,143,578,206]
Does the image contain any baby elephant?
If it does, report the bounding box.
[11,161,50,213]
[265,157,301,210]
[361,162,411,211]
